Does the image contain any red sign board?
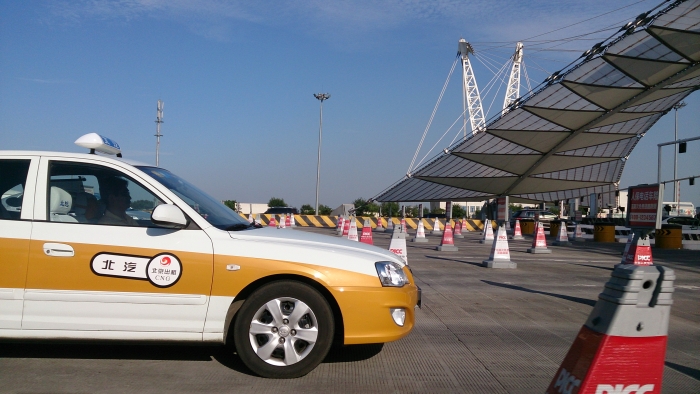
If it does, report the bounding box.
[496,197,508,222]
[627,184,663,229]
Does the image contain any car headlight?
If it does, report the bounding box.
[375,261,408,287]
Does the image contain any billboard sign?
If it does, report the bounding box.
[626,184,664,229]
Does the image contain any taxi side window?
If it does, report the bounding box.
[0,159,30,221]
[48,161,164,226]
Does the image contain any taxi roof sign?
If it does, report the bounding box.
[75,133,122,157]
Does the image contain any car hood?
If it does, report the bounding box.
[227,227,405,267]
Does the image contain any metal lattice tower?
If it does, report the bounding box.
[458,39,485,139]
[503,42,524,112]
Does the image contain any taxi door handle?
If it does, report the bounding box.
[43,243,75,257]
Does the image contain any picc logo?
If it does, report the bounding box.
[595,384,654,394]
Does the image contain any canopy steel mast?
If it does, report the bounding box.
[503,42,524,112]
[459,39,485,140]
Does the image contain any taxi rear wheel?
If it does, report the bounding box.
[232,280,334,378]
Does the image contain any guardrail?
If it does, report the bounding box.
[568,224,700,250]
[241,215,488,232]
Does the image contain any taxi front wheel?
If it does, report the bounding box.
[233,280,334,378]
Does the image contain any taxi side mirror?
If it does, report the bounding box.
[151,204,188,229]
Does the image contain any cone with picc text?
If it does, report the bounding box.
[480,219,494,244]
[545,263,674,394]
[360,218,373,245]
[412,219,428,243]
[342,216,350,237]
[436,221,458,251]
[621,232,653,266]
[510,219,524,240]
[279,214,286,229]
[400,217,407,233]
[385,217,395,233]
[374,217,385,232]
[336,216,344,235]
[570,223,585,242]
[483,224,515,269]
[431,217,442,236]
[268,215,277,227]
[289,213,295,227]
[388,225,408,263]
[553,222,570,246]
[527,221,551,253]
[347,216,358,241]
[453,219,464,238]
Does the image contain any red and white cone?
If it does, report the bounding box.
[360,218,373,245]
[431,217,442,236]
[527,221,552,253]
[268,215,277,227]
[279,214,286,229]
[570,224,584,242]
[336,216,344,235]
[385,217,395,233]
[436,221,458,251]
[546,264,675,394]
[388,225,408,263]
[553,222,570,246]
[347,217,358,241]
[621,233,653,266]
[454,220,464,239]
[510,219,524,240]
[483,224,515,269]
[342,216,351,237]
[247,214,253,224]
[400,217,407,233]
[290,213,295,227]
[480,220,494,244]
[374,217,385,232]
[412,219,428,243]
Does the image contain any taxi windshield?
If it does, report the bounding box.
[137,166,251,230]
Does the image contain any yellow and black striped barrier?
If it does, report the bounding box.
[242,215,487,231]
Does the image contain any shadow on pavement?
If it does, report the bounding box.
[481,280,596,307]
[425,255,482,267]
[665,361,700,381]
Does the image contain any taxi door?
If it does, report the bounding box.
[23,157,214,335]
[0,157,38,329]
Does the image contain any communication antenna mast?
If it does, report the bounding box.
[458,39,485,139]
[155,100,164,166]
[503,42,524,112]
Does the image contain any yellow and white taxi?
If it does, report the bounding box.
[0,134,419,378]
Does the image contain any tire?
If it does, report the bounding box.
[232,280,334,378]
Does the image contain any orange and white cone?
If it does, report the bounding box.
[483,224,515,268]
[347,216,358,241]
[480,220,494,244]
[385,217,395,233]
[374,217,385,232]
[510,219,524,240]
[360,218,373,245]
[454,220,464,239]
[553,222,570,246]
[431,217,442,236]
[412,219,428,243]
[621,232,653,265]
[436,221,458,251]
[527,221,551,254]
[342,216,350,237]
[268,215,277,227]
[388,224,407,263]
[546,264,674,394]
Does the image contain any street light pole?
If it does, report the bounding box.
[673,101,686,205]
[314,93,330,215]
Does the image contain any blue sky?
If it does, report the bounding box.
[2,0,699,209]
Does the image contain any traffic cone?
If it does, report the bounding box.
[621,233,653,265]
[279,214,286,229]
[570,223,584,242]
[412,219,428,243]
[436,221,458,251]
[527,222,552,253]
[374,217,385,232]
[385,217,395,233]
[546,264,675,394]
[388,225,408,263]
[553,222,570,246]
[289,213,295,227]
[342,216,350,237]
[480,220,494,244]
[247,214,253,224]
[510,219,524,240]
[347,216,358,241]
[360,219,373,245]
[268,215,277,227]
[454,220,464,239]
[483,224,515,269]
[336,216,344,235]
[431,217,442,236]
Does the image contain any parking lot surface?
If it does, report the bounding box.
[1,227,698,393]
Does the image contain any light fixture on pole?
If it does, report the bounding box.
[155,100,164,166]
[672,101,686,205]
[314,93,330,215]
